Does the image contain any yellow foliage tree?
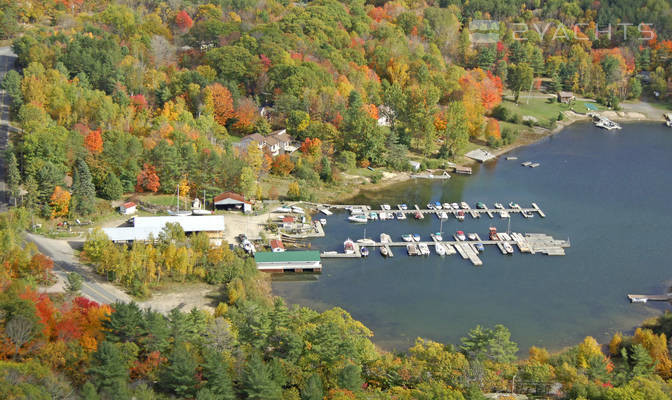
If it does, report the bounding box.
[50,186,71,218]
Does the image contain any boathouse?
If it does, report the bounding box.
[254,251,321,273]
[214,192,252,213]
[557,91,575,104]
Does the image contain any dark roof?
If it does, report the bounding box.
[265,136,279,146]
[254,250,320,263]
[213,191,247,203]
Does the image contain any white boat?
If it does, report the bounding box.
[503,243,514,254]
[443,203,451,210]
[665,113,672,127]
[380,246,389,257]
[396,211,406,220]
[500,211,510,218]
[348,215,367,223]
[494,203,504,209]
[412,234,421,242]
[509,202,520,209]
[467,233,477,241]
[521,161,532,167]
[451,202,459,209]
[360,247,369,257]
[368,212,378,220]
[191,209,212,215]
[401,234,414,242]
[455,231,466,241]
[460,202,470,209]
[382,204,391,210]
[418,243,430,256]
[344,238,356,254]
[593,115,621,130]
[456,211,465,221]
[357,238,376,245]
[380,233,392,243]
[399,204,408,210]
[274,206,292,213]
[291,206,305,214]
[631,297,648,303]
[530,163,540,168]
[407,244,419,256]
[319,218,327,225]
[435,243,446,256]
[431,232,443,242]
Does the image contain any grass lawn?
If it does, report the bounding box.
[500,94,607,124]
[138,193,180,207]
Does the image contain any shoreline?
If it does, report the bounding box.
[328,102,667,203]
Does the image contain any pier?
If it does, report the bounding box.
[627,294,672,303]
[321,233,570,266]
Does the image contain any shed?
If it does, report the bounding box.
[454,166,473,175]
[254,251,322,273]
[408,160,421,171]
[270,239,285,252]
[557,91,575,104]
[214,192,252,213]
[119,202,137,215]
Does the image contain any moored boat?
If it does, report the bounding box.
[475,243,485,252]
[456,210,465,221]
[438,212,448,220]
[401,234,413,242]
[468,233,477,241]
[489,227,498,240]
[357,238,376,245]
[500,211,510,218]
[460,202,469,209]
[400,203,408,210]
[431,232,443,242]
[360,247,369,257]
[380,246,389,257]
[503,242,514,254]
[407,244,419,256]
[348,214,368,223]
[435,243,446,256]
[418,243,430,255]
[319,218,327,225]
[414,211,424,219]
[344,238,356,254]
[451,202,459,209]
[396,211,407,220]
[412,234,421,242]
[494,203,504,209]
[455,230,466,241]
[477,202,486,209]
[509,202,520,209]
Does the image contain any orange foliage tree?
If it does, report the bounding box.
[485,118,501,140]
[271,154,295,176]
[175,10,193,31]
[208,83,234,126]
[363,104,378,120]
[136,163,161,192]
[233,97,258,131]
[84,129,103,154]
[50,186,70,218]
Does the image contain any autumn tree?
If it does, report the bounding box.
[50,186,70,218]
[207,83,234,126]
[85,130,103,154]
[175,10,193,32]
[136,163,160,193]
[271,154,294,176]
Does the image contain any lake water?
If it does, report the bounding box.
[272,121,672,352]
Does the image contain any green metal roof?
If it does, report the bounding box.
[254,250,321,263]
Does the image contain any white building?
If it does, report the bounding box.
[119,202,137,215]
[102,215,226,242]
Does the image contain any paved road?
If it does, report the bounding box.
[0,46,16,212]
[25,233,131,305]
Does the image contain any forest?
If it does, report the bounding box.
[2,0,672,398]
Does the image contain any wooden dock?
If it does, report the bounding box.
[627,294,672,303]
[319,233,569,266]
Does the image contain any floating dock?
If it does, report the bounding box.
[320,233,569,266]
[627,294,672,303]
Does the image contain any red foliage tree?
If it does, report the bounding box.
[84,129,103,154]
[271,154,295,176]
[175,10,193,32]
[136,163,160,193]
[130,94,148,111]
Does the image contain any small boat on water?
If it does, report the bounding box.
[460,202,470,210]
[468,233,477,241]
[412,234,421,242]
[665,113,672,127]
[522,211,534,218]
[407,243,419,256]
[382,204,391,210]
[451,202,459,209]
[529,163,540,168]
[489,227,498,241]
[344,238,356,254]
[348,214,367,223]
[456,210,465,221]
[443,203,452,210]
[521,161,532,167]
[494,203,504,209]
[396,211,407,220]
[360,247,369,257]
[380,233,392,243]
[455,230,466,241]
[506,156,518,160]
[368,212,378,220]
[435,243,446,256]
[476,202,486,209]
[431,232,443,242]
[418,243,430,256]
[415,211,424,219]
[380,246,389,257]
[503,243,514,254]
[401,234,414,242]
[434,201,442,209]
[319,218,327,226]
[357,238,376,245]
[400,204,408,210]
[475,243,485,252]
[500,211,510,218]
[509,202,520,209]
[438,212,448,220]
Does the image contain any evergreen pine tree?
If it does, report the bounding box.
[203,352,236,399]
[72,158,96,215]
[80,382,100,400]
[338,364,363,392]
[242,354,283,400]
[159,342,198,398]
[87,341,129,396]
[6,152,20,205]
[301,374,324,400]
[100,172,123,200]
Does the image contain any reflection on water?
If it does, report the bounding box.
[273,122,670,352]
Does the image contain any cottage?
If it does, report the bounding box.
[119,202,137,215]
[281,216,295,229]
[268,129,295,154]
[254,251,322,273]
[214,192,252,213]
[270,239,285,252]
[557,91,575,104]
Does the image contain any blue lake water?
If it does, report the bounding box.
[272,121,672,352]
